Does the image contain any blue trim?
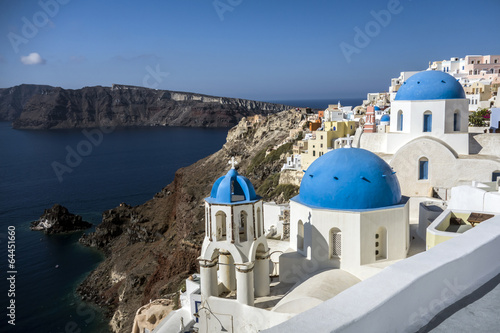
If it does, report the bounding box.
[419,160,429,180]
[423,113,432,132]
[291,196,408,212]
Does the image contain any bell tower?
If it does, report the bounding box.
[199,158,270,306]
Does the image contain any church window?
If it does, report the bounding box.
[454,112,460,131]
[423,111,432,132]
[297,220,304,251]
[313,151,316,157]
[419,157,429,180]
[330,228,341,258]
[216,211,227,241]
[205,208,209,237]
[239,211,247,242]
[495,59,498,64]
[256,207,262,237]
[375,227,387,260]
[397,110,403,131]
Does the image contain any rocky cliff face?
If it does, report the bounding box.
[8,84,291,129]
[77,109,305,332]
[0,84,53,121]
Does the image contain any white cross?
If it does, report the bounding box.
[228,157,238,169]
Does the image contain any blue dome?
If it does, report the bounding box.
[395,71,465,101]
[374,106,381,111]
[295,148,401,210]
[380,114,390,122]
[207,168,260,204]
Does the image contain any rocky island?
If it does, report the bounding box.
[31,204,92,234]
[77,108,304,332]
[0,84,292,129]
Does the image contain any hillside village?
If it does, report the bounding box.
[97,55,500,333]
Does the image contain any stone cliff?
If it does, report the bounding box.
[77,108,304,332]
[0,84,53,121]
[5,84,291,129]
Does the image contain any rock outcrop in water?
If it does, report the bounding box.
[30,204,92,234]
[4,84,292,129]
[77,109,305,332]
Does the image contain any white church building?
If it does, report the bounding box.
[281,147,409,281]
[359,70,500,197]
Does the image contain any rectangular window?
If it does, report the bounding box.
[423,114,432,132]
[313,150,316,157]
[419,160,429,180]
[332,232,341,257]
[454,113,460,131]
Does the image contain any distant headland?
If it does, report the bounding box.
[0,84,293,130]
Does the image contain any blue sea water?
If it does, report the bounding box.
[0,123,228,332]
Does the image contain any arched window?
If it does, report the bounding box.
[297,220,304,251]
[216,211,227,241]
[256,207,262,237]
[239,211,247,242]
[375,227,387,260]
[397,110,403,131]
[423,111,432,132]
[330,228,342,259]
[453,111,460,131]
[419,157,429,180]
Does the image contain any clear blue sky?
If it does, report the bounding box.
[1,0,499,100]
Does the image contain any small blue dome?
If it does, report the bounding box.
[207,168,259,204]
[374,106,381,111]
[395,71,465,101]
[295,148,401,210]
[380,114,390,122]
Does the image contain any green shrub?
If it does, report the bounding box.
[469,108,491,127]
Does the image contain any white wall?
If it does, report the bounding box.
[418,200,447,240]
[265,216,500,333]
[448,185,500,213]
[199,297,294,333]
[263,202,284,236]
[388,99,469,155]
[286,200,408,279]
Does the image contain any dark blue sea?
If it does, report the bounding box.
[0,123,228,332]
